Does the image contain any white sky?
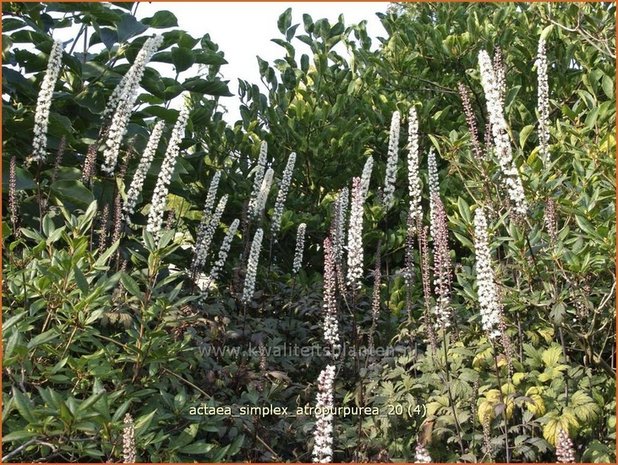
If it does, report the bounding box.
[134,2,389,121]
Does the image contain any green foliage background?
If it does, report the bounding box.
[2,2,616,463]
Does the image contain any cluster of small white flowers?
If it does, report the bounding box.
[199,218,240,293]
[195,171,222,247]
[478,50,527,216]
[556,428,575,463]
[103,35,163,121]
[312,364,336,463]
[414,444,431,463]
[346,177,364,291]
[407,108,422,228]
[323,237,341,354]
[427,148,439,237]
[146,100,190,239]
[31,39,63,164]
[102,35,163,175]
[122,413,137,463]
[360,156,374,199]
[271,152,297,235]
[332,187,349,265]
[493,47,506,108]
[252,167,274,220]
[241,228,264,304]
[382,111,401,206]
[292,223,307,274]
[123,121,165,223]
[536,38,550,163]
[473,207,501,339]
[248,141,268,218]
[192,194,228,273]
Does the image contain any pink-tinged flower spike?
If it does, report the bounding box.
[431,194,452,329]
[194,171,222,247]
[8,156,18,234]
[123,121,165,223]
[360,156,373,200]
[556,428,575,463]
[536,38,550,163]
[478,50,527,216]
[146,99,190,240]
[407,108,422,228]
[241,228,264,304]
[292,223,307,274]
[271,152,297,236]
[473,207,501,339]
[102,35,164,175]
[192,194,228,274]
[382,110,401,206]
[346,177,364,291]
[414,444,431,463]
[30,39,63,164]
[122,413,136,463]
[458,83,484,160]
[248,140,268,218]
[312,364,336,463]
[322,237,341,356]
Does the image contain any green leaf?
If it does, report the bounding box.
[601,74,614,100]
[277,7,293,35]
[27,329,59,350]
[171,47,194,72]
[2,430,38,442]
[182,78,232,97]
[519,124,534,149]
[50,180,95,210]
[73,266,89,295]
[12,388,36,422]
[117,14,148,42]
[120,272,144,300]
[179,442,216,455]
[142,10,178,28]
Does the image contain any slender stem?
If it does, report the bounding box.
[492,342,511,463]
[442,332,466,457]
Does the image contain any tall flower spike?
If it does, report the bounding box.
[248,141,268,218]
[331,187,349,266]
[478,50,527,216]
[369,241,381,349]
[427,148,439,238]
[31,39,63,164]
[102,35,163,175]
[458,83,484,160]
[536,38,550,163]
[195,171,222,246]
[200,218,240,294]
[192,194,228,274]
[271,152,297,235]
[103,35,163,121]
[322,237,341,356]
[252,167,274,220]
[407,108,422,228]
[473,207,501,339]
[346,177,364,291]
[122,413,137,463]
[493,47,506,108]
[123,121,165,223]
[360,156,374,200]
[556,428,575,463]
[312,364,336,463]
[292,223,307,274]
[146,99,190,240]
[241,228,264,304]
[382,110,401,206]
[9,156,18,234]
[431,194,452,329]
